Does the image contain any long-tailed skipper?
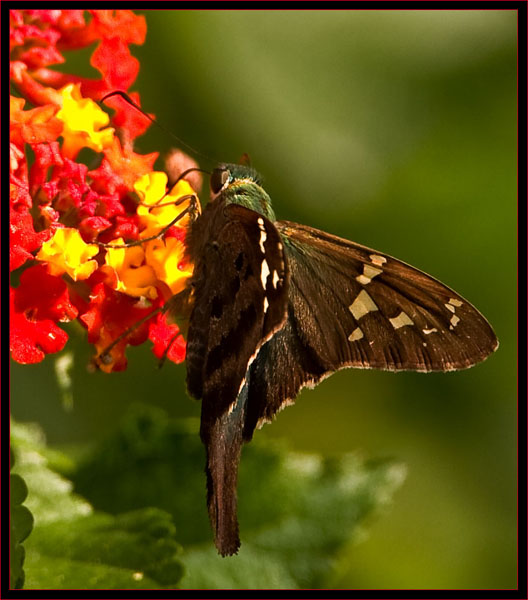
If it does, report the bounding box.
[182,162,498,556]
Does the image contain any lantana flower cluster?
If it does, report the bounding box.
[10,9,199,372]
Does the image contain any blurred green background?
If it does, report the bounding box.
[11,9,517,589]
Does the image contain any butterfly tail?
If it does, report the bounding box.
[201,381,249,556]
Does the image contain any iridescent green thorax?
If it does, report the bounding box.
[217,163,276,222]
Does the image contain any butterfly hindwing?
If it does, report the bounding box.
[244,308,327,437]
[244,220,498,434]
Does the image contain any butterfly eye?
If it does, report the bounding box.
[211,168,230,194]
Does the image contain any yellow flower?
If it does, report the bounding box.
[134,172,195,239]
[56,84,114,159]
[103,242,158,299]
[37,228,99,280]
[134,171,167,210]
[145,237,193,296]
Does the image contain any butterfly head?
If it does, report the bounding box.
[210,163,275,221]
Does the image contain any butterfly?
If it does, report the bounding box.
[182,162,499,556]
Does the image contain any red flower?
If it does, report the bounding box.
[15,265,78,323]
[83,36,141,98]
[10,286,69,365]
[10,206,51,271]
[9,9,196,372]
[149,312,187,364]
[80,283,152,372]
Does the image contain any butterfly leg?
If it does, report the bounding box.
[96,195,198,249]
[93,304,164,368]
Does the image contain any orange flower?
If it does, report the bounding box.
[10,96,63,146]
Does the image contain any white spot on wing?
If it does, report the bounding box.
[389,311,414,329]
[263,297,269,312]
[448,298,463,307]
[348,327,364,342]
[445,303,456,313]
[261,259,270,287]
[423,327,438,335]
[257,217,267,253]
[349,289,378,320]
[356,275,371,285]
[356,264,382,285]
[259,230,267,253]
[450,314,460,328]
[364,264,383,279]
[272,270,280,288]
[369,254,387,266]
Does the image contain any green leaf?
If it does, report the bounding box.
[11,421,92,525]
[71,406,212,545]
[69,404,406,588]
[180,452,406,588]
[12,409,405,589]
[10,420,184,590]
[10,454,34,589]
[24,510,184,589]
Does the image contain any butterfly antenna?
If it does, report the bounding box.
[100,90,217,165]
[173,167,211,185]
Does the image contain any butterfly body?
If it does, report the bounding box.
[184,163,498,556]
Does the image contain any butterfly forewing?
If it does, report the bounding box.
[185,200,288,555]
[186,203,288,413]
[277,221,498,372]
[243,220,498,435]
